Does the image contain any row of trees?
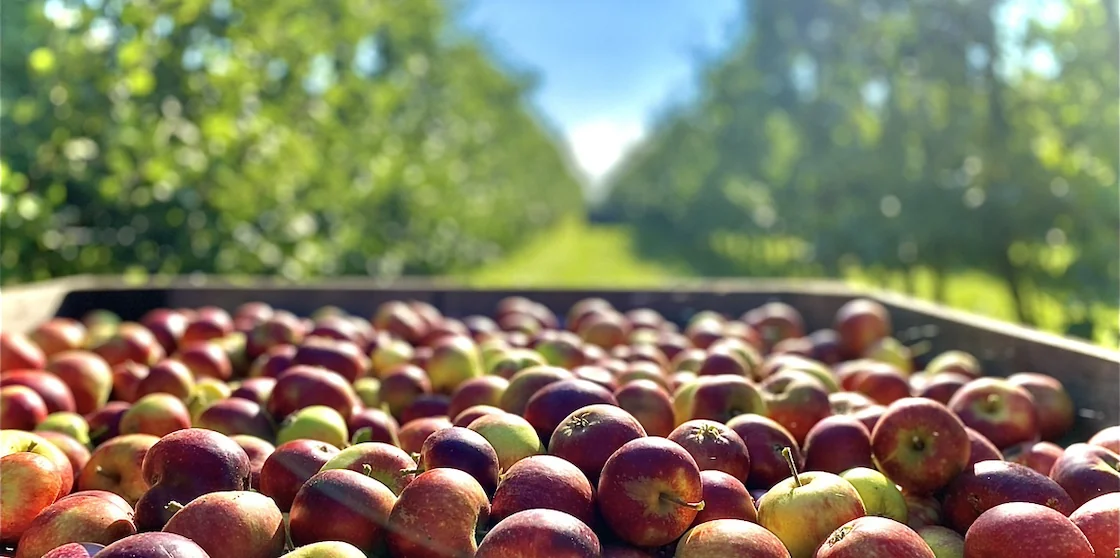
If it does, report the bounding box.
[2,0,584,284]
[605,0,1118,328]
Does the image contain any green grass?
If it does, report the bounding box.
[465,219,1117,346]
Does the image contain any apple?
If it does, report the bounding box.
[96,532,209,558]
[829,391,875,416]
[803,416,873,474]
[943,460,1075,533]
[86,401,129,447]
[763,373,831,444]
[452,404,505,427]
[757,447,866,558]
[448,376,509,420]
[248,344,297,378]
[92,323,164,368]
[370,338,415,378]
[839,467,907,523]
[277,405,349,448]
[291,337,369,384]
[0,451,64,543]
[386,468,491,558]
[14,493,136,558]
[965,427,1004,467]
[0,385,48,430]
[398,415,452,454]
[695,346,749,377]
[133,428,252,531]
[36,431,90,490]
[348,407,399,445]
[41,542,106,558]
[45,351,112,415]
[948,378,1040,450]
[523,379,618,443]
[290,469,396,555]
[78,434,158,504]
[378,364,432,418]
[477,508,600,557]
[751,302,806,349]
[134,359,195,401]
[487,348,548,379]
[667,419,751,482]
[771,336,813,357]
[674,519,790,558]
[30,318,86,358]
[833,298,891,359]
[500,365,573,416]
[683,375,768,424]
[467,412,542,470]
[577,310,630,350]
[490,454,594,525]
[1049,443,1120,507]
[196,398,275,441]
[413,426,500,494]
[862,337,914,374]
[245,313,304,361]
[1,430,73,497]
[618,361,671,391]
[400,394,452,424]
[162,490,283,558]
[815,516,935,558]
[1003,441,1064,476]
[684,315,724,350]
[917,526,964,558]
[854,405,887,433]
[463,314,500,341]
[187,377,232,424]
[871,398,969,495]
[725,413,802,489]
[230,435,274,490]
[0,370,77,414]
[691,470,757,525]
[279,541,366,558]
[759,355,840,392]
[176,341,234,382]
[267,365,360,422]
[140,308,189,355]
[1089,426,1120,454]
[906,494,943,530]
[805,329,843,365]
[549,404,646,485]
[926,350,982,378]
[916,372,971,405]
[229,377,276,406]
[1007,372,1075,441]
[109,362,146,403]
[320,441,416,495]
[307,315,365,345]
[1,332,47,372]
[850,364,910,405]
[258,439,340,511]
[119,393,191,437]
[533,331,587,370]
[425,335,484,394]
[1069,492,1119,558]
[672,348,706,374]
[180,311,233,348]
[614,379,674,437]
[963,502,1094,558]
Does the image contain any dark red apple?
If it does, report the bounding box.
[267,365,359,421]
[477,508,600,558]
[229,377,276,406]
[963,502,1094,558]
[966,427,1004,467]
[500,366,573,416]
[490,454,595,525]
[916,372,971,405]
[1069,492,1119,558]
[523,379,618,443]
[614,379,674,437]
[0,384,48,430]
[1007,372,1075,442]
[248,344,297,378]
[258,439,341,512]
[109,362,146,403]
[400,394,452,424]
[386,468,490,558]
[1049,443,1120,507]
[447,376,509,420]
[86,402,130,447]
[452,405,505,428]
[802,415,873,474]
[943,460,1076,533]
[134,359,194,401]
[96,532,209,558]
[833,299,891,359]
[348,408,399,445]
[93,323,163,368]
[0,370,77,413]
[289,469,396,554]
[140,309,188,355]
[815,516,935,558]
[667,420,751,482]
[292,337,370,383]
[548,404,646,485]
[1003,440,1064,476]
[176,342,233,382]
[726,413,802,489]
[379,364,432,418]
[230,434,274,490]
[870,398,969,495]
[196,398,275,441]
[692,470,757,525]
[415,426,500,495]
[949,378,1040,450]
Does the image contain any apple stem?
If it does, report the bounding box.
[659,493,706,511]
[782,447,803,488]
[400,467,422,476]
[165,501,185,514]
[27,441,38,452]
[362,464,374,478]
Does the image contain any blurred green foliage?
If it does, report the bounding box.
[605,0,1119,334]
[2,0,583,284]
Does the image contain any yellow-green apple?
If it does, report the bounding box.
[839,467,907,523]
[133,428,251,531]
[803,416,873,474]
[258,439,340,511]
[477,508,600,557]
[1007,372,1075,441]
[36,431,89,491]
[96,532,209,558]
[134,359,195,401]
[614,379,674,437]
[386,468,490,558]
[500,365,573,415]
[163,490,284,558]
[467,412,542,471]
[692,470,757,525]
[0,451,64,543]
[1,385,48,430]
[685,375,768,425]
[140,308,189,355]
[319,441,416,495]
[447,376,508,420]
[352,377,379,409]
[597,437,705,547]
[675,518,791,558]
[487,348,547,379]
[230,435,273,490]
[757,448,866,558]
[14,493,136,558]
[78,433,158,504]
[45,351,112,415]
[948,378,1039,450]
[119,393,191,437]
[426,335,484,394]
[906,494,943,529]
[398,415,451,454]
[31,319,87,358]
[862,336,914,374]
[833,298,891,359]
[917,526,964,558]
[452,404,505,427]
[1088,425,1120,454]
[815,516,934,558]
[187,377,231,423]
[370,338,415,379]
[347,407,399,445]
[1003,441,1064,476]
[759,355,840,392]
[1049,443,1120,507]
[548,404,646,485]
[726,413,802,489]
[280,541,366,558]
[41,542,106,558]
[668,419,750,482]
[523,379,618,442]
[871,398,969,495]
[414,426,500,494]
[926,350,981,378]
[1069,492,1119,558]
[1,370,77,413]
[1,332,46,372]
[289,469,395,555]
[963,502,1094,558]
[672,348,707,374]
[916,372,971,405]
[533,331,587,370]
[943,460,1075,533]
[267,365,360,421]
[276,405,348,447]
[34,412,90,447]
[93,323,164,368]
[490,454,594,525]
[196,398,275,441]
[177,341,234,382]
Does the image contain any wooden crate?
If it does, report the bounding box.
[2,274,1117,441]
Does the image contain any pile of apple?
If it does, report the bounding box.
[1,296,1117,558]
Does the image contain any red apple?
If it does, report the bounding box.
[229,377,276,406]
[230,434,274,490]
[808,329,843,365]
[1049,443,1120,507]
[386,468,490,558]
[916,372,971,405]
[140,308,188,355]
[292,337,369,383]
[109,362,147,403]
[674,518,789,558]
[685,375,767,424]
[400,394,452,424]
[1089,426,1120,454]
[78,433,159,505]
[477,508,600,558]
[668,419,751,482]
[691,470,757,525]
[834,298,891,359]
[258,439,340,511]
[176,342,234,382]
[815,516,935,558]
[523,379,618,443]
[247,344,297,378]
[572,365,618,392]
[1004,440,1064,476]
[96,532,209,558]
[45,351,113,415]
[548,404,646,485]
[447,376,509,420]
[695,346,749,377]
[41,542,106,558]
[802,415,873,474]
[0,385,48,430]
[398,416,452,454]
[0,451,64,543]
[943,460,1076,533]
[853,404,887,433]
[36,431,90,491]
[963,502,1094,558]
[348,407,399,445]
[500,365,573,416]
[0,370,77,414]
[196,398,275,441]
[119,393,191,437]
[726,413,802,489]
[30,319,86,358]
[93,323,163,368]
[289,469,396,554]
[1,332,47,372]
[966,427,1004,467]
[871,398,969,495]
[134,359,194,401]
[86,402,130,447]
[851,365,910,405]
[763,373,831,444]
[578,310,630,349]
[163,490,284,558]
[415,426,500,495]
[267,365,360,421]
[180,312,233,348]
[1007,372,1075,441]
[614,379,674,437]
[490,454,595,525]
[379,364,432,419]
[1069,492,1120,558]
[14,493,136,558]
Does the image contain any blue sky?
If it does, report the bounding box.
[461,0,742,185]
